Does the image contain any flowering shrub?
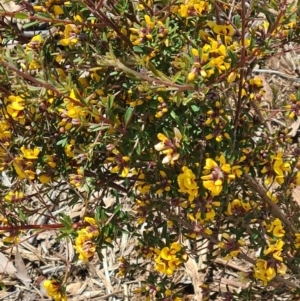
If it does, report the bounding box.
[1,0,300,300]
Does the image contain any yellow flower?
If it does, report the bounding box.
[254,259,287,286]
[154,128,182,164]
[0,216,8,234]
[20,146,40,160]
[227,71,237,83]
[58,89,88,130]
[6,95,25,124]
[28,60,41,70]
[3,234,20,244]
[266,191,278,203]
[212,24,234,37]
[273,152,291,182]
[277,261,287,275]
[177,166,199,201]
[82,217,99,239]
[69,168,84,188]
[117,257,128,277]
[137,176,151,194]
[59,24,79,46]
[188,71,196,82]
[132,199,150,225]
[267,218,285,238]
[53,5,64,15]
[178,4,188,17]
[254,259,276,286]
[33,5,47,12]
[4,191,24,203]
[178,1,209,17]
[26,34,44,50]
[225,198,252,215]
[290,171,300,187]
[39,174,52,184]
[64,140,75,157]
[43,279,67,301]
[201,159,223,195]
[231,165,243,178]
[249,77,263,87]
[74,233,96,262]
[106,149,130,177]
[218,233,245,260]
[264,240,284,261]
[45,155,57,168]
[144,15,154,30]
[156,170,171,194]
[201,154,242,196]
[0,120,11,146]
[154,242,184,275]
[294,233,300,248]
[13,157,36,180]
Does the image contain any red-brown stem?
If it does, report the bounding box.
[0,61,127,135]
[265,0,288,39]
[0,11,106,29]
[232,0,246,151]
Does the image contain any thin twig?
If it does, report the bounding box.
[232,0,246,152]
[253,68,300,81]
[242,174,297,234]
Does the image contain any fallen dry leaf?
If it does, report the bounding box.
[0,252,17,277]
[66,282,82,295]
[14,246,31,287]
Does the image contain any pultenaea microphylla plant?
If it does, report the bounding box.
[1,0,300,300]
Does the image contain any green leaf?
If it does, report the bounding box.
[136,141,141,155]
[227,49,237,67]
[22,21,40,28]
[113,204,121,214]
[191,105,200,112]
[249,35,256,51]
[232,14,241,27]
[0,282,6,291]
[183,96,193,105]
[88,124,111,132]
[124,107,134,125]
[170,110,183,127]
[133,46,144,53]
[36,12,52,18]
[148,62,171,82]
[102,32,108,42]
[87,16,97,22]
[17,209,27,222]
[56,137,68,146]
[59,213,72,228]
[107,109,117,124]
[14,12,29,19]
[172,71,182,84]
[108,95,114,109]
[162,222,168,240]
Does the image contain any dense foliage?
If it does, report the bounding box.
[1,0,300,300]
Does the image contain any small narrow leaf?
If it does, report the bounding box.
[170,110,182,127]
[14,12,29,19]
[108,95,114,109]
[124,107,134,125]
[22,21,40,29]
